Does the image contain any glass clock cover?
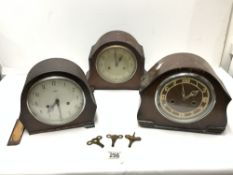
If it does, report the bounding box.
[155,72,216,124]
[96,45,137,83]
[27,76,86,125]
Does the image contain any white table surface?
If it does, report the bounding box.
[0,67,233,175]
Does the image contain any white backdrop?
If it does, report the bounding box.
[0,0,232,73]
[1,1,233,174]
[222,6,233,76]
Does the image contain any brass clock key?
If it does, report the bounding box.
[106,134,123,147]
[87,136,104,148]
[125,132,141,148]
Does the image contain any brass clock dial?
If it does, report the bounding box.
[155,73,216,123]
[138,53,231,134]
[8,58,97,145]
[87,30,145,90]
[96,45,137,83]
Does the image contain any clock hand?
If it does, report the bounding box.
[114,49,118,66]
[118,56,123,63]
[184,90,199,100]
[55,98,59,105]
[55,98,63,120]
[181,84,186,100]
[116,55,123,67]
[47,99,57,112]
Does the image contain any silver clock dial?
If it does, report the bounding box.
[96,45,137,83]
[27,76,85,125]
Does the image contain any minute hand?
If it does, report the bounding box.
[55,99,63,120]
[181,84,186,99]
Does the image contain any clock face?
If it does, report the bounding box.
[155,73,216,123]
[96,45,137,83]
[27,76,86,125]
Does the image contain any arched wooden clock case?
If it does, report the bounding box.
[137,53,231,134]
[87,30,145,90]
[8,58,97,145]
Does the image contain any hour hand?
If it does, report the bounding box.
[118,55,123,63]
[115,55,123,67]
[47,99,59,113]
[184,90,199,100]
[47,101,56,112]
[189,90,199,97]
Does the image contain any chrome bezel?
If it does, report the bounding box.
[27,76,86,125]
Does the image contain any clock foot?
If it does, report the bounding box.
[84,122,95,128]
[7,119,25,146]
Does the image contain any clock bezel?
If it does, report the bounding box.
[26,76,86,126]
[155,72,216,124]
